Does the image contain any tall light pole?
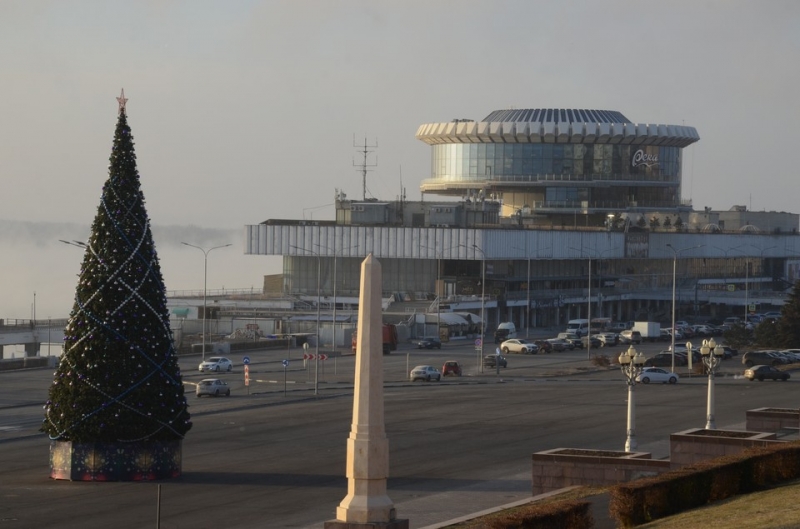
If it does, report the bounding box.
[618,344,645,452]
[463,244,487,373]
[181,243,232,361]
[291,245,321,395]
[666,244,703,373]
[570,247,616,359]
[746,245,776,323]
[513,244,551,338]
[699,338,724,429]
[314,243,359,350]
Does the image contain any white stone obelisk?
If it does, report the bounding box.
[333,253,400,526]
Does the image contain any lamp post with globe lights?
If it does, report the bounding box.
[700,338,725,429]
[619,345,646,452]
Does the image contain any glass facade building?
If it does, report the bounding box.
[416,109,699,218]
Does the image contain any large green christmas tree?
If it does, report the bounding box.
[42,92,191,444]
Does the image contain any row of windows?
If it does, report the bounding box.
[431,143,681,180]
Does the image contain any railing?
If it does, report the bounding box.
[0,318,69,330]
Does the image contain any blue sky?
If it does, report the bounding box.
[1,0,799,318]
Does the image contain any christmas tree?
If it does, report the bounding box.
[42,91,191,445]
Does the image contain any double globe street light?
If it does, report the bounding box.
[619,345,646,452]
[698,337,725,429]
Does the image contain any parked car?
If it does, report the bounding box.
[644,353,686,367]
[635,367,679,384]
[596,332,618,347]
[742,351,783,368]
[483,354,508,368]
[619,330,642,344]
[416,337,442,349]
[409,365,441,382]
[441,360,462,377]
[744,365,790,382]
[546,338,573,351]
[557,332,583,348]
[196,378,230,397]
[198,357,233,372]
[500,339,537,354]
[581,336,602,349]
[534,340,554,353]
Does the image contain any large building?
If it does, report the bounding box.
[245,108,800,338]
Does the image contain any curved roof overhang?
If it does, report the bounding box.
[416,109,700,148]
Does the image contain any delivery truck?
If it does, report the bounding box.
[633,321,661,342]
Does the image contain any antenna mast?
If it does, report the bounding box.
[353,135,378,200]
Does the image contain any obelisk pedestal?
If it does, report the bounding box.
[325,254,408,529]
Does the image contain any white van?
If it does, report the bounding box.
[566,319,590,337]
[493,322,517,343]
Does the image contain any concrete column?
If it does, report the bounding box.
[328,254,407,529]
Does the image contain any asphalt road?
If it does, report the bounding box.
[1,339,797,528]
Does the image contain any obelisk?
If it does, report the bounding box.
[326,254,408,528]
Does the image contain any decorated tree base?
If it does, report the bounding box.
[49,440,182,481]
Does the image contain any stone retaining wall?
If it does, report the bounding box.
[669,428,781,469]
[746,407,799,433]
[531,448,671,495]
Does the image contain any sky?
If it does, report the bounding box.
[1,0,799,319]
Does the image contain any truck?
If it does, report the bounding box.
[351,323,398,354]
[633,321,661,342]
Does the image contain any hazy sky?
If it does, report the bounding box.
[1,1,799,319]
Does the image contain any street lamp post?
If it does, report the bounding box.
[291,245,321,395]
[745,245,776,323]
[618,345,645,452]
[570,247,617,359]
[473,245,489,374]
[181,242,232,361]
[700,338,724,429]
[666,244,703,373]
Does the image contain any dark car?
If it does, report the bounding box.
[742,351,782,368]
[744,365,790,381]
[534,340,553,354]
[441,360,462,377]
[416,337,442,349]
[644,353,686,367]
[483,354,508,368]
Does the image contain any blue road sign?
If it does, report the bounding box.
[282,359,289,367]
[242,356,251,365]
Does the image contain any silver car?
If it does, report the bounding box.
[196,378,231,397]
[409,365,441,382]
[198,356,233,372]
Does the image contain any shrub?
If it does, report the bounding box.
[486,499,593,529]
[591,354,611,367]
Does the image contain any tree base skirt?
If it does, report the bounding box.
[49,440,182,481]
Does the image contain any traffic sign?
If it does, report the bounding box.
[242,356,251,365]
[319,354,328,361]
[474,338,482,347]
[303,353,314,360]
[244,365,250,374]
[282,359,289,367]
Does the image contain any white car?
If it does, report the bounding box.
[635,367,679,385]
[198,356,233,372]
[500,339,537,354]
[196,378,231,397]
[409,365,441,382]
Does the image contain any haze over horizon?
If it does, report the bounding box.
[1,1,798,319]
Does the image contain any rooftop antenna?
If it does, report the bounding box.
[353,135,378,200]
